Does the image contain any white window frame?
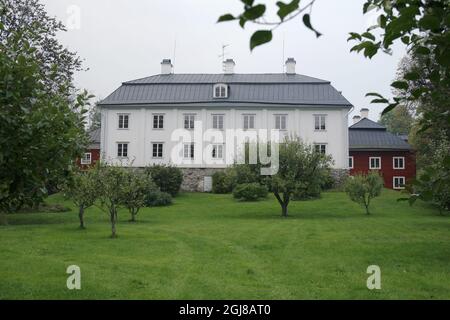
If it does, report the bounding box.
[275,114,287,130]
[211,144,224,159]
[152,142,164,159]
[153,114,164,129]
[213,83,228,98]
[314,114,327,131]
[243,114,255,130]
[393,176,406,190]
[117,142,129,158]
[212,114,224,130]
[314,143,327,155]
[183,143,195,159]
[369,157,381,169]
[184,114,196,130]
[118,113,129,129]
[81,152,92,165]
[393,156,405,169]
[348,156,354,169]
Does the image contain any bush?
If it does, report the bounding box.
[233,183,268,201]
[344,171,383,215]
[145,165,183,196]
[145,190,172,207]
[212,171,234,194]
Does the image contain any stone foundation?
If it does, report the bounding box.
[181,167,349,192]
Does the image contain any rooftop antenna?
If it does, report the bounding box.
[282,34,285,73]
[219,44,230,71]
[172,36,177,73]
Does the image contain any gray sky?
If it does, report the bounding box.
[42,0,407,121]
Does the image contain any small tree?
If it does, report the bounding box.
[97,165,128,238]
[145,165,183,196]
[122,171,155,222]
[345,171,383,215]
[63,169,99,229]
[267,137,332,217]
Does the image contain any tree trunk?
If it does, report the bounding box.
[129,208,136,222]
[281,204,288,217]
[110,208,117,238]
[78,205,85,229]
[365,204,370,215]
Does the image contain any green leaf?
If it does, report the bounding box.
[250,30,273,51]
[365,92,385,99]
[401,36,410,44]
[391,80,409,90]
[361,32,376,41]
[419,14,441,31]
[404,71,419,81]
[276,0,300,21]
[241,0,254,6]
[381,103,399,115]
[347,32,362,41]
[243,4,266,20]
[415,46,431,55]
[370,98,389,104]
[217,14,236,23]
[302,14,322,37]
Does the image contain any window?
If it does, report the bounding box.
[212,114,224,129]
[393,176,405,189]
[117,143,128,157]
[183,143,194,159]
[314,144,327,155]
[184,114,195,130]
[81,152,92,165]
[153,114,164,129]
[314,115,326,131]
[348,156,354,169]
[213,84,228,98]
[393,157,405,169]
[118,114,129,129]
[212,144,224,159]
[152,143,163,158]
[243,114,255,130]
[275,115,287,130]
[369,157,381,169]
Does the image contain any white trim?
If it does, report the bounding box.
[81,152,92,165]
[393,156,405,169]
[393,176,406,189]
[348,156,354,169]
[313,114,327,131]
[151,142,164,159]
[369,156,381,169]
[117,113,130,130]
[152,113,165,129]
[274,114,287,130]
[116,142,129,158]
[314,143,327,155]
[183,113,196,130]
[211,143,224,159]
[212,114,225,130]
[213,83,228,98]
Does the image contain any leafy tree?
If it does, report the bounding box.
[0,0,91,223]
[145,165,183,197]
[63,169,99,229]
[345,171,383,215]
[88,102,102,131]
[97,165,128,238]
[267,137,332,217]
[378,104,414,135]
[122,170,155,222]
[233,182,268,201]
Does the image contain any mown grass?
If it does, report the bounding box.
[0,189,449,299]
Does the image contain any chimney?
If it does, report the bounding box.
[161,59,173,75]
[223,59,235,74]
[285,57,296,74]
[353,115,361,124]
[360,108,369,119]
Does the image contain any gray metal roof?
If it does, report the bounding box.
[99,73,352,107]
[88,128,100,146]
[349,118,412,150]
[349,118,386,130]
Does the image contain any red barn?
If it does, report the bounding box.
[78,128,101,170]
[349,117,415,190]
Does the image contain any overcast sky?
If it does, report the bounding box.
[42,0,407,121]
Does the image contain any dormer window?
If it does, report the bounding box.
[213,83,228,98]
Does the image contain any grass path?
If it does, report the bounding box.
[0,190,449,299]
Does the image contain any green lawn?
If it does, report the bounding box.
[0,190,449,299]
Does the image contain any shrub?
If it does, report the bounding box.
[344,171,383,215]
[212,171,234,194]
[122,170,156,222]
[145,165,183,196]
[145,190,172,207]
[233,183,268,201]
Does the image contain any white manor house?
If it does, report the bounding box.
[98,58,353,191]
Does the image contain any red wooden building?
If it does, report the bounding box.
[78,128,101,170]
[349,116,415,190]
